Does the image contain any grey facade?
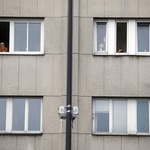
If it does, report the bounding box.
[0,0,150,150]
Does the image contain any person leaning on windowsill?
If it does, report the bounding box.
[0,42,8,52]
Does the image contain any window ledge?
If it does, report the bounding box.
[0,52,44,56]
[0,131,43,135]
[93,52,150,56]
[92,132,150,136]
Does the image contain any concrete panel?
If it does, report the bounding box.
[16,136,34,150]
[139,58,150,96]
[139,137,150,150]
[35,135,52,150]
[0,136,17,150]
[104,57,121,96]
[44,18,62,54]
[79,55,87,96]
[73,17,79,54]
[79,18,93,54]
[61,54,67,96]
[38,0,54,17]
[122,0,139,17]
[122,137,138,150]
[77,135,86,150]
[60,96,67,133]
[139,0,150,17]
[79,0,88,17]
[74,0,79,17]
[0,0,2,16]
[2,56,19,95]
[52,54,61,96]
[86,135,103,150]
[51,134,60,150]
[105,0,122,17]
[87,55,104,96]
[72,54,79,96]
[61,17,67,54]
[104,136,121,150]
[59,134,65,150]
[61,0,67,17]
[88,0,105,17]
[43,97,62,133]
[36,55,53,95]
[47,134,65,150]
[20,0,38,16]
[72,134,78,150]
[121,57,139,96]
[54,0,63,17]
[3,0,19,16]
[78,97,92,133]
[19,56,36,95]
[72,96,79,133]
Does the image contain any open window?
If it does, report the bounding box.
[0,19,44,54]
[0,22,9,52]
[116,22,127,53]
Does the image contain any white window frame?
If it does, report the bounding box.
[0,97,42,134]
[93,98,150,135]
[136,20,150,55]
[0,19,44,55]
[94,19,150,56]
[93,20,108,55]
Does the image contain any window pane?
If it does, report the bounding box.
[95,100,109,132]
[12,99,25,131]
[28,98,41,131]
[137,100,149,132]
[28,23,41,51]
[0,22,9,52]
[138,25,149,52]
[96,113,109,132]
[117,23,127,53]
[113,100,127,132]
[14,23,27,51]
[97,23,106,52]
[0,99,6,130]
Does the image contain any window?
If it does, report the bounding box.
[93,98,150,135]
[94,19,150,55]
[137,23,150,52]
[0,97,42,134]
[0,19,44,54]
[96,22,106,52]
[116,22,127,53]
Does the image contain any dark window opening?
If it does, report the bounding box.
[0,22,9,52]
[117,23,127,53]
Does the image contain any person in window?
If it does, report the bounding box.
[0,42,8,52]
[117,47,125,53]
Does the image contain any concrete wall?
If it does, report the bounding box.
[0,0,150,150]
[78,0,150,150]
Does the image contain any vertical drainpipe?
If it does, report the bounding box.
[66,0,73,150]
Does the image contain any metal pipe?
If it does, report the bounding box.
[66,0,73,150]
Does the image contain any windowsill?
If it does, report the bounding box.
[93,51,150,56]
[0,52,44,55]
[93,51,108,55]
[92,132,150,136]
[0,131,43,135]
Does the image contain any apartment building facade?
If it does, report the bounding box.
[0,0,150,150]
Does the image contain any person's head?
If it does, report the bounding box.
[118,47,122,50]
[1,42,5,48]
